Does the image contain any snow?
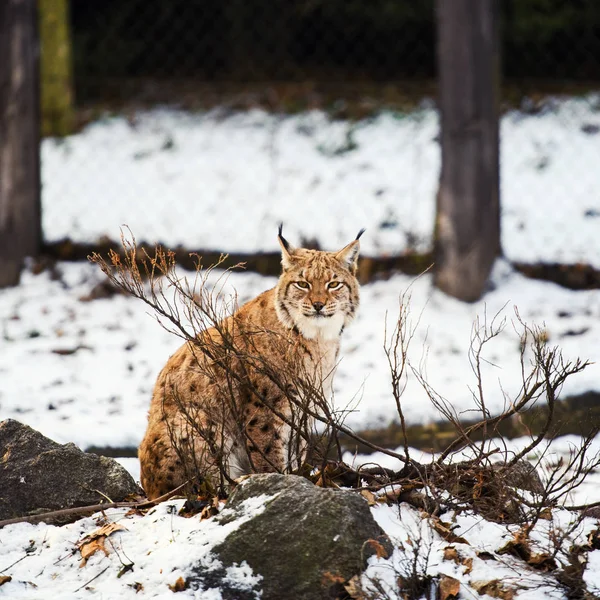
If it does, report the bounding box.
[2,97,600,598]
[584,550,600,593]
[0,493,272,599]
[27,97,600,442]
[1,478,597,599]
[15,96,600,445]
[363,501,596,600]
[1,258,598,447]
[42,96,600,265]
[115,458,141,484]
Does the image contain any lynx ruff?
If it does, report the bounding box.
[138,227,364,499]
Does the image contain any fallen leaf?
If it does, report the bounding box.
[315,467,341,488]
[79,538,109,566]
[527,552,557,572]
[443,547,473,574]
[178,496,222,520]
[360,490,377,506]
[432,519,470,545]
[321,571,346,586]
[381,488,402,502]
[97,522,126,536]
[168,576,187,592]
[471,579,514,600]
[588,528,600,550]
[439,575,460,600]
[497,531,556,571]
[443,546,459,562]
[204,497,223,520]
[77,522,125,566]
[472,470,485,500]
[200,502,220,521]
[497,531,530,561]
[365,538,388,559]
[397,488,436,512]
[0,576,11,586]
[344,575,364,599]
[462,557,473,575]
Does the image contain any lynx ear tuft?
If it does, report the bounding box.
[334,235,362,274]
[355,228,366,241]
[278,224,297,269]
[278,223,291,251]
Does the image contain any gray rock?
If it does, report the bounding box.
[0,419,141,523]
[190,473,390,600]
[493,459,544,494]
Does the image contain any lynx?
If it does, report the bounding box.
[138,227,363,499]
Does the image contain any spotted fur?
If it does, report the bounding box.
[138,228,362,499]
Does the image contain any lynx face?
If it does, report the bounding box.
[275,229,363,341]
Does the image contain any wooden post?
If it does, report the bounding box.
[434,0,501,302]
[0,0,41,288]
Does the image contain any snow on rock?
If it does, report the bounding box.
[207,473,390,600]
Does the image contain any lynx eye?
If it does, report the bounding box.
[295,281,310,290]
[327,281,342,289]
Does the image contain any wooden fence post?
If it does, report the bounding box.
[434,0,501,302]
[0,0,41,288]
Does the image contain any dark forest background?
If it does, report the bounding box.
[70,0,600,99]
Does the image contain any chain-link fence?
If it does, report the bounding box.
[41,0,600,270]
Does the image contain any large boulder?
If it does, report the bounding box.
[0,419,141,523]
[190,473,391,600]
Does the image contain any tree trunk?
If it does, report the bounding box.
[434,0,500,302]
[0,0,41,288]
[39,0,74,137]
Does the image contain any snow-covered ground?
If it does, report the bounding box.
[2,98,600,599]
[1,472,599,599]
[1,259,598,448]
[366,500,600,600]
[4,96,600,461]
[0,492,270,599]
[42,96,600,265]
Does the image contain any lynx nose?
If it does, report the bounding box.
[312,301,325,313]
